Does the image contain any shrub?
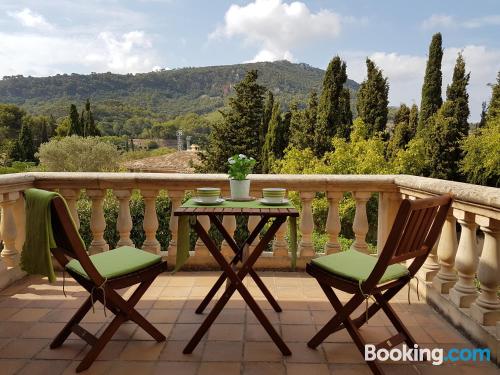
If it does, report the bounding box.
[36,136,120,172]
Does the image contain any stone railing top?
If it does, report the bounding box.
[0,172,498,213]
[394,175,500,211]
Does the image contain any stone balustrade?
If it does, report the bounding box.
[0,172,499,362]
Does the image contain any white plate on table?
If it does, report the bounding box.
[193,198,225,206]
[259,198,290,206]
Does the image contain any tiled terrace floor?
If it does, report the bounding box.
[0,271,498,375]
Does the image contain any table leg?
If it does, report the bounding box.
[211,215,283,312]
[184,216,291,355]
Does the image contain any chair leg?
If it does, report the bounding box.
[76,314,126,373]
[51,296,93,349]
[308,288,364,348]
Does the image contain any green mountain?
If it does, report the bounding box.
[0,60,359,134]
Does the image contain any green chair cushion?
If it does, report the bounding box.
[311,250,409,284]
[66,246,162,280]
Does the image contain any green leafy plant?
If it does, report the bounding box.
[227,154,256,180]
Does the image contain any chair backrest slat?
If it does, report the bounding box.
[364,194,452,288]
[50,197,105,284]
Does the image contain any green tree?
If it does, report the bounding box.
[356,58,389,136]
[68,104,82,136]
[393,104,410,126]
[36,136,120,172]
[0,104,25,139]
[200,70,266,172]
[408,104,419,135]
[418,33,443,132]
[261,91,274,144]
[289,92,317,150]
[460,116,500,186]
[445,53,470,136]
[314,56,351,156]
[387,104,415,160]
[11,122,36,162]
[262,102,289,173]
[477,101,487,129]
[487,71,500,120]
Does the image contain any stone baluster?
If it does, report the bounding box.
[60,189,80,230]
[325,191,342,254]
[470,217,500,325]
[167,192,184,259]
[195,215,211,257]
[273,219,289,257]
[0,192,20,267]
[450,209,478,307]
[87,190,109,254]
[299,191,315,258]
[142,190,160,254]
[13,194,26,257]
[433,211,458,293]
[248,215,261,253]
[377,192,401,254]
[221,215,237,257]
[115,190,133,247]
[351,191,371,254]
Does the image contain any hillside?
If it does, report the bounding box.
[0,61,359,132]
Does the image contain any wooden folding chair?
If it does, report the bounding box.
[48,195,168,372]
[306,194,452,375]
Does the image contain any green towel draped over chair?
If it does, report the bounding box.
[20,188,82,283]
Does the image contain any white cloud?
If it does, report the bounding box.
[421,14,454,30]
[7,8,54,31]
[0,31,160,77]
[211,0,344,62]
[421,13,500,30]
[345,45,500,121]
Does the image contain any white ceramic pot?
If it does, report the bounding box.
[230,179,250,199]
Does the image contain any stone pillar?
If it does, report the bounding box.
[299,191,315,257]
[87,190,109,254]
[60,189,80,230]
[450,209,478,307]
[115,190,133,247]
[0,192,20,267]
[273,219,288,257]
[433,211,458,293]
[351,191,371,254]
[325,191,342,254]
[470,217,500,325]
[195,215,211,257]
[142,190,160,254]
[221,215,237,257]
[167,192,184,258]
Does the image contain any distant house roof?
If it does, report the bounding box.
[122,149,201,173]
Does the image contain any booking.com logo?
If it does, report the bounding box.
[365,344,491,365]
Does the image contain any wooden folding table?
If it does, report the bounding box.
[174,199,299,355]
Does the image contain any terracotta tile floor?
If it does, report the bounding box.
[0,272,498,375]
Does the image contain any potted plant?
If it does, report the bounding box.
[228,154,256,199]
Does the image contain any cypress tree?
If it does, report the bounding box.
[338,88,353,139]
[487,71,500,120]
[419,33,443,132]
[423,54,470,181]
[261,91,274,144]
[68,104,81,136]
[200,70,266,172]
[289,92,317,150]
[314,56,351,156]
[409,104,419,136]
[393,104,410,126]
[262,102,282,173]
[445,53,470,135]
[40,119,49,144]
[477,101,487,128]
[12,122,36,162]
[356,58,389,136]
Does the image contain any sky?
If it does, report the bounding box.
[1,0,499,120]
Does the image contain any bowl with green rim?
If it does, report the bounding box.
[262,188,286,203]
[196,187,221,203]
